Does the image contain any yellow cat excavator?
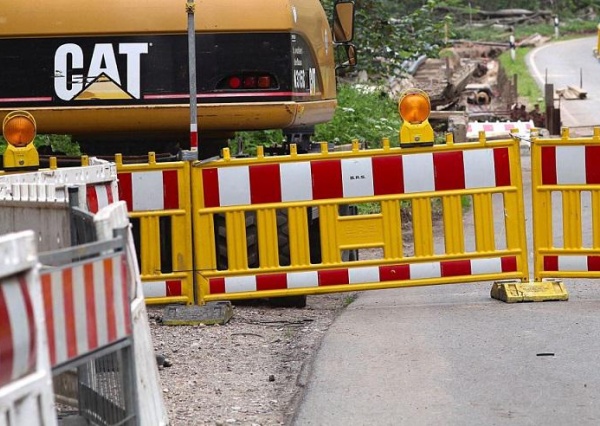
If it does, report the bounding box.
[0,0,355,157]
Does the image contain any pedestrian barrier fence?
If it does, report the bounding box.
[531,128,600,281]
[467,120,534,140]
[94,202,169,426]
[0,157,117,211]
[40,233,139,425]
[39,239,131,371]
[116,153,194,305]
[191,136,529,303]
[23,127,600,306]
[0,164,168,425]
[0,231,56,426]
[0,159,118,251]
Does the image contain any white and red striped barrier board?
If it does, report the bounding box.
[118,170,179,212]
[0,274,37,387]
[467,121,533,139]
[40,254,132,368]
[142,280,183,298]
[544,256,600,272]
[539,145,600,274]
[208,256,519,294]
[0,162,117,205]
[86,182,118,213]
[541,145,600,185]
[200,147,511,207]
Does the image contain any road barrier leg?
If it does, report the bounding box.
[490,279,569,303]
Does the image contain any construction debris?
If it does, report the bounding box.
[388,55,478,109]
[556,85,587,100]
[518,33,551,47]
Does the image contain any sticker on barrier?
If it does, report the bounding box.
[191,137,529,303]
[116,154,194,304]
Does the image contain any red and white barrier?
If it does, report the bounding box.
[118,170,179,211]
[543,255,600,272]
[1,168,168,425]
[142,280,183,298]
[40,254,131,368]
[540,145,600,185]
[200,147,512,207]
[0,160,118,213]
[86,182,118,213]
[93,201,170,426]
[0,275,37,387]
[467,120,534,140]
[208,256,519,294]
[0,231,56,426]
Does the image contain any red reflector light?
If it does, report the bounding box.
[243,76,257,88]
[258,76,271,89]
[228,76,242,89]
[223,74,273,90]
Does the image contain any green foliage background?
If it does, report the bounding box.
[0,134,80,156]
[234,84,401,152]
[323,0,597,78]
[314,84,401,146]
[324,0,450,78]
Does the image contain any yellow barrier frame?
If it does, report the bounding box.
[192,135,529,304]
[531,128,600,281]
[116,154,194,305]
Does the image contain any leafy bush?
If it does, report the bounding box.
[315,84,401,146]
[322,0,450,78]
[0,134,80,156]
[229,130,285,155]
[232,84,402,152]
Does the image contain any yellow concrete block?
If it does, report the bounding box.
[490,279,569,303]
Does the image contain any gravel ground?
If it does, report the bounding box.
[145,54,512,425]
[148,292,356,425]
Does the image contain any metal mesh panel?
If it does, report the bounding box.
[55,349,136,426]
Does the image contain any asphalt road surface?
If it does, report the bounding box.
[293,37,600,426]
[528,35,600,130]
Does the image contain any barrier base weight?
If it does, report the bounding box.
[491,279,569,303]
[162,301,234,325]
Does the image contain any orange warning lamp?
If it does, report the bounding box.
[398,89,434,146]
[2,111,40,170]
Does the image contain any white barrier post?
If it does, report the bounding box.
[509,34,516,62]
[0,231,57,426]
[94,201,169,426]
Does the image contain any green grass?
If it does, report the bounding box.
[232,84,402,153]
[356,202,382,215]
[315,84,401,147]
[343,294,358,306]
[498,47,545,107]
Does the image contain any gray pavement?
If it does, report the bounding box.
[528,36,599,130]
[294,284,600,425]
[293,38,600,425]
